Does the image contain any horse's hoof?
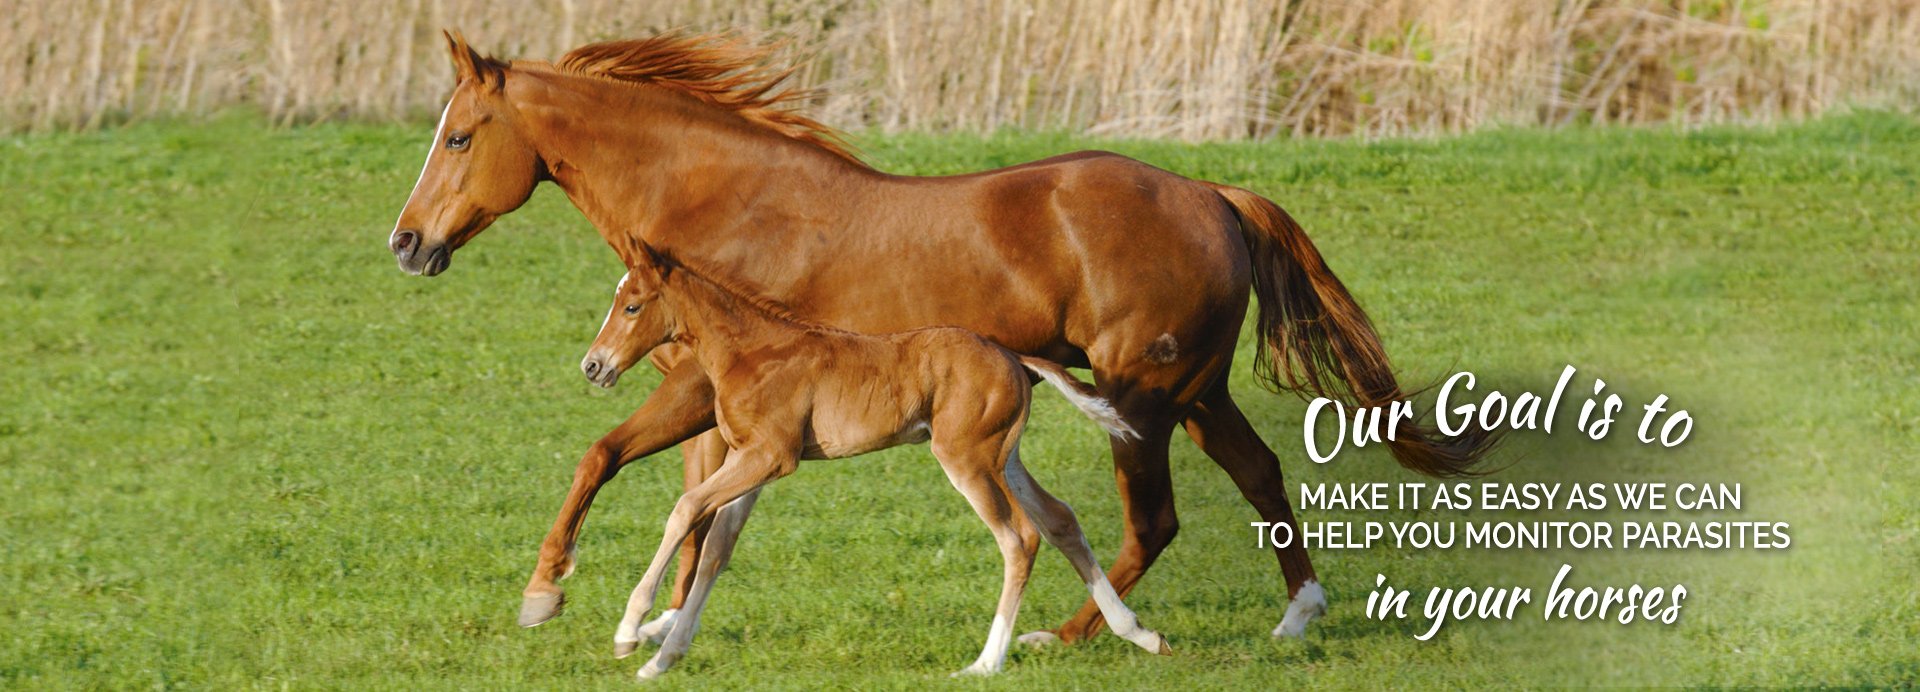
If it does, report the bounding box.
[1016,630,1060,647]
[518,592,565,628]
[950,664,999,677]
[614,639,641,659]
[1152,633,1173,655]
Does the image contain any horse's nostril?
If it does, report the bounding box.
[583,361,600,376]
[391,230,419,255]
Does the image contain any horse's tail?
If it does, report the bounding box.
[1206,182,1497,478]
[1019,356,1139,441]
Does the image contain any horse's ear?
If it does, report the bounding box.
[443,29,503,91]
[443,30,477,84]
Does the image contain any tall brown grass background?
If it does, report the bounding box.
[5,0,1917,138]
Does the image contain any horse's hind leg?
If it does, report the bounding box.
[635,488,760,679]
[934,436,1040,677]
[1183,377,1324,637]
[1003,451,1169,654]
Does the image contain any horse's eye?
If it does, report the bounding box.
[446,132,470,150]
[624,304,640,315]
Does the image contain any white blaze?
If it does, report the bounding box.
[599,271,632,335]
[393,98,456,234]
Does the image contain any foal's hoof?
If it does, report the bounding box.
[518,592,565,628]
[636,657,675,680]
[614,639,641,659]
[950,664,1000,678]
[1118,627,1172,655]
[635,608,681,645]
[1016,630,1061,647]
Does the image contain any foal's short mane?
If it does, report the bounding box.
[551,32,865,167]
[640,243,851,336]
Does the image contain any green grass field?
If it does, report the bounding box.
[2,113,1916,689]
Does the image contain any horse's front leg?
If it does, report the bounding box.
[519,364,717,627]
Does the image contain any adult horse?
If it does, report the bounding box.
[387,31,1495,647]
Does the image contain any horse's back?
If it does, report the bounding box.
[942,153,1252,366]
[796,150,1252,373]
[884,149,1137,183]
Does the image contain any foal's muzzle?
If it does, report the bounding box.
[390,229,450,276]
[581,354,622,388]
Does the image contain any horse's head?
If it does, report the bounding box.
[389,32,541,276]
[581,253,675,388]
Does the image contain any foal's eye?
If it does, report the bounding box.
[624,304,640,315]
[445,132,470,150]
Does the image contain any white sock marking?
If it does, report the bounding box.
[1087,575,1167,652]
[1273,579,1326,638]
[959,613,1012,676]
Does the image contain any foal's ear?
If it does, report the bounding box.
[637,241,676,281]
[442,29,504,91]
[613,235,649,274]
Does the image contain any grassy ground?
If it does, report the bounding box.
[2,113,1915,689]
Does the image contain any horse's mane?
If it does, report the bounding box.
[551,32,864,167]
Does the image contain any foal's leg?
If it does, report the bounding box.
[935,437,1041,677]
[1183,379,1324,637]
[521,365,717,627]
[635,488,761,679]
[1003,451,1169,654]
[614,448,790,662]
[1026,411,1179,645]
[634,430,731,646]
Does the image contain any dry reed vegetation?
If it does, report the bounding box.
[4,0,1917,138]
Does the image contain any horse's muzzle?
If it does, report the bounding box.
[390,229,451,276]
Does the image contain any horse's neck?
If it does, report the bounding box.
[516,70,868,255]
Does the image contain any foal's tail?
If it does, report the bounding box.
[1206,182,1499,478]
[1019,357,1139,441]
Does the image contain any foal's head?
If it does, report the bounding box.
[580,264,675,388]
[388,32,542,276]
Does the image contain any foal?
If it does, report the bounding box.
[581,243,1171,678]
